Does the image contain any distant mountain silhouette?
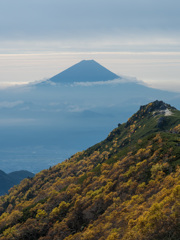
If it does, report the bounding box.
[0,170,34,195]
[45,60,119,84]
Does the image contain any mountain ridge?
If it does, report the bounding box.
[0,100,179,239]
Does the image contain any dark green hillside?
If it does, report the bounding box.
[8,170,34,185]
[0,171,15,196]
[0,170,34,196]
[0,100,179,240]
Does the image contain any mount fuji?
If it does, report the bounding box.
[43,60,119,84]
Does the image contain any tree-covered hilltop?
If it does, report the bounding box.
[0,100,180,240]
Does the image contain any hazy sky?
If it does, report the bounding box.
[0,0,180,91]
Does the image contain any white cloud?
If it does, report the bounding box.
[71,77,145,87]
[0,101,23,108]
[0,118,35,126]
[67,105,86,113]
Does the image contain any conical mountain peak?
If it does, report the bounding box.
[48,59,119,84]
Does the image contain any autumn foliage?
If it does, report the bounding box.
[0,101,180,240]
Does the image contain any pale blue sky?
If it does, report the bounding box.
[0,0,180,91]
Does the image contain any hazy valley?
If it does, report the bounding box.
[0,60,180,173]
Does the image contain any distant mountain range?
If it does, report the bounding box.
[0,170,34,195]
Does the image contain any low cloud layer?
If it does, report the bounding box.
[0,101,23,108]
[71,77,146,87]
[0,118,35,126]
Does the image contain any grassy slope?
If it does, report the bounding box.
[0,101,179,240]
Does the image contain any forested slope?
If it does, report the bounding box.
[0,100,179,240]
